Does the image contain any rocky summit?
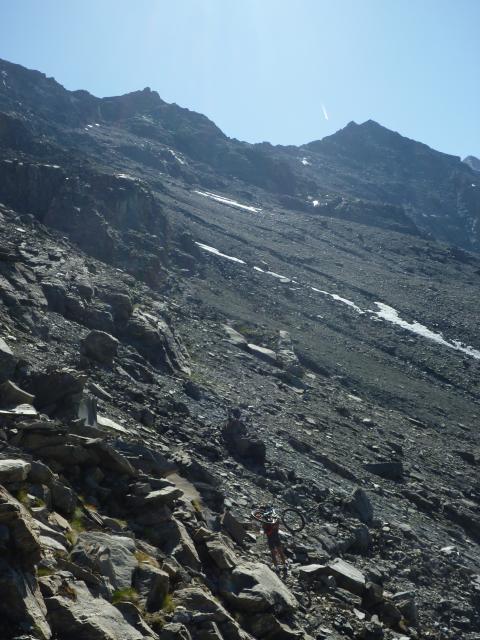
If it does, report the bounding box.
[0,57,479,640]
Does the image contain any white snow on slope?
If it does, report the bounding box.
[372,302,480,360]
[194,190,261,213]
[301,157,311,166]
[195,242,245,264]
[254,266,294,282]
[169,149,186,165]
[311,287,364,314]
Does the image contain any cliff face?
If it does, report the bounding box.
[0,58,479,640]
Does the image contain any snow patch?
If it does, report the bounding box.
[115,173,136,181]
[168,149,186,165]
[301,157,311,166]
[196,242,245,264]
[312,200,320,207]
[194,190,261,213]
[311,287,364,314]
[254,266,293,282]
[372,302,480,360]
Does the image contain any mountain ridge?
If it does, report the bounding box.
[2,57,478,252]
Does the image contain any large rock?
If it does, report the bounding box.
[223,326,247,347]
[0,337,18,382]
[220,562,298,614]
[43,577,144,640]
[364,460,404,480]
[276,330,304,378]
[246,343,278,367]
[0,560,51,639]
[222,415,266,465]
[349,487,374,524]
[222,510,248,545]
[206,538,238,570]
[174,586,252,640]
[248,612,301,640]
[327,558,366,596]
[134,563,170,612]
[72,532,137,590]
[84,438,136,477]
[142,486,183,506]
[29,460,55,485]
[126,309,190,375]
[0,486,41,567]
[30,368,87,416]
[146,517,201,572]
[175,587,231,620]
[51,479,76,517]
[0,379,35,407]
[0,458,31,483]
[81,330,119,365]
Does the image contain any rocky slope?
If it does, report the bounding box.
[0,58,479,640]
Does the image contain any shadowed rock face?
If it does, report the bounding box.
[0,57,479,640]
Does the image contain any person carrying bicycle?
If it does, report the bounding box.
[260,511,288,573]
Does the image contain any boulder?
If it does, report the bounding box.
[0,380,35,407]
[297,564,328,582]
[276,331,304,378]
[143,486,183,506]
[223,326,247,348]
[327,559,366,596]
[222,510,248,545]
[364,461,403,480]
[50,480,76,517]
[391,590,418,625]
[349,487,374,524]
[0,486,41,567]
[248,612,302,640]
[114,600,159,637]
[29,460,55,485]
[81,330,119,365]
[126,309,190,375]
[146,518,201,572]
[84,439,136,477]
[0,337,18,382]
[134,563,170,612]
[175,587,231,622]
[43,577,144,640]
[206,538,237,570]
[0,560,51,639]
[104,292,134,326]
[222,416,266,465]
[246,343,277,367]
[30,368,87,417]
[0,458,31,483]
[72,532,137,590]
[220,562,298,613]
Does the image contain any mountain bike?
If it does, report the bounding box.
[251,504,306,533]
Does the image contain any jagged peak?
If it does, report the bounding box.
[463,155,480,172]
[100,86,165,111]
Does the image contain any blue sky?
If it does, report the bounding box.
[1,0,478,158]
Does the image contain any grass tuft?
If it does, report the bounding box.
[112,587,140,605]
[162,593,175,613]
[135,550,159,567]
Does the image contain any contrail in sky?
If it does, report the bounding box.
[321,104,329,120]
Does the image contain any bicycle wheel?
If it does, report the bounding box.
[281,508,306,533]
[251,509,274,524]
